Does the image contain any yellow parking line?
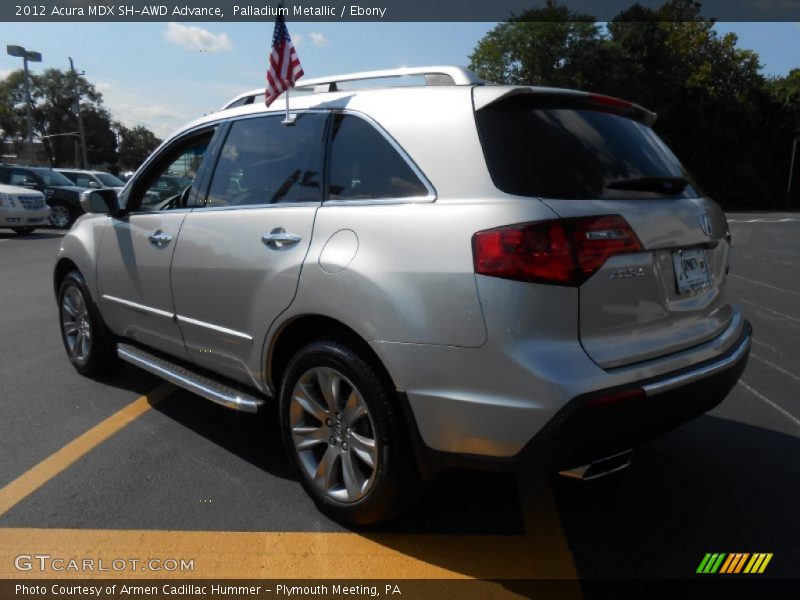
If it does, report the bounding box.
[0,384,173,517]
[0,528,537,580]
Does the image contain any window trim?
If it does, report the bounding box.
[323,109,436,206]
[191,110,328,212]
[121,122,224,215]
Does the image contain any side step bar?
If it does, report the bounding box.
[117,343,266,413]
[558,450,633,481]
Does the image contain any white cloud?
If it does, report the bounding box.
[292,33,304,47]
[96,81,184,138]
[0,69,12,80]
[309,32,330,47]
[164,22,231,53]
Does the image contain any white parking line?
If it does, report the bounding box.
[732,275,800,298]
[752,338,785,356]
[738,381,800,430]
[738,298,800,325]
[750,353,800,385]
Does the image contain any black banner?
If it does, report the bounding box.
[2,1,800,22]
[3,579,800,600]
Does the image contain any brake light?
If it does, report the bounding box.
[587,93,633,109]
[472,215,643,286]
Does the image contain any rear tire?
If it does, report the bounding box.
[279,338,420,526]
[11,227,35,235]
[58,271,120,376]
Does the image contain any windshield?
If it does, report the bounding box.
[31,168,76,187]
[475,97,699,200]
[96,173,124,187]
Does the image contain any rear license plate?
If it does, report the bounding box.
[673,248,711,294]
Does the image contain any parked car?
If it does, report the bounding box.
[0,183,49,234]
[54,66,751,525]
[0,165,87,229]
[57,169,125,193]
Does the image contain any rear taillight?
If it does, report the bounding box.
[472,215,643,286]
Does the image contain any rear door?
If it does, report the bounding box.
[474,89,733,368]
[170,111,327,386]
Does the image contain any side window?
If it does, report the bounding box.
[327,114,429,201]
[129,131,214,212]
[204,112,325,207]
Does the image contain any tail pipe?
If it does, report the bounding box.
[558,449,632,481]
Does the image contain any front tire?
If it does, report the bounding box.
[49,201,75,229]
[58,271,119,375]
[279,339,419,526]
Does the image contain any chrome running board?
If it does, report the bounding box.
[558,450,633,481]
[117,343,266,413]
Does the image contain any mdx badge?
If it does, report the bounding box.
[610,266,645,279]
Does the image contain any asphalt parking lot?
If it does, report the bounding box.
[1,213,799,592]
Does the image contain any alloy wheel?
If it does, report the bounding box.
[50,205,70,229]
[61,285,92,365]
[289,366,379,503]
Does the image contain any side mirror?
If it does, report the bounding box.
[88,180,101,189]
[80,189,120,215]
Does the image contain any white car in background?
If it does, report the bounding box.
[0,183,49,235]
[56,169,125,193]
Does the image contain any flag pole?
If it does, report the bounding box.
[282,86,296,125]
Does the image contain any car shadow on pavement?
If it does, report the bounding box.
[147,390,800,582]
[551,414,800,580]
[150,390,526,533]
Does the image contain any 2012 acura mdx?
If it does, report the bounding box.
[54,66,751,525]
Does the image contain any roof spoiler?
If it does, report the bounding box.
[473,86,657,126]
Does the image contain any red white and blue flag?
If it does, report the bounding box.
[265,7,304,106]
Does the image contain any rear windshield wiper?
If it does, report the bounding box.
[605,176,689,194]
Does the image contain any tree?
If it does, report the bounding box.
[467,0,800,208]
[469,0,600,87]
[115,123,161,169]
[0,67,117,167]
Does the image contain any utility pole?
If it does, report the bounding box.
[68,57,89,169]
[789,137,798,197]
[6,45,41,164]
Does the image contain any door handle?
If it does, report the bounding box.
[148,230,172,247]
[262,229,302,249]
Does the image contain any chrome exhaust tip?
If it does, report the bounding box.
[558,449,633,481]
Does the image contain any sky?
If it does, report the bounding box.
[0,21,798,139]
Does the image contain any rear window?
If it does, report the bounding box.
[475,97,699,200]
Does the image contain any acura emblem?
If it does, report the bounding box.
[699,211,713,237]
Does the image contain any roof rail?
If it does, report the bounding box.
[220,65,484,111]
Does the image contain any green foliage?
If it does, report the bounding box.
[469,0,800,208]
[0,67,159,170]
[115,123,162,169]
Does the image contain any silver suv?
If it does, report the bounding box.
[54,66,751,525]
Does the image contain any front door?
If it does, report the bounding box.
[96,127,218,360]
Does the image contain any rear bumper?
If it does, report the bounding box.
[402,320,751,476]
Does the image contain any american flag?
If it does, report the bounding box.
[265,9,304,106]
